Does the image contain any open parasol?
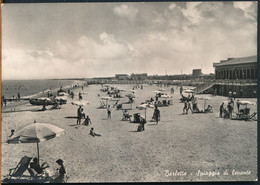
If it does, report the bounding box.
[71,100,89,106]
[7,123,64,164]
[136,103,154,120]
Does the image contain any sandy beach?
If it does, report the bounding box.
[1,84,257,182]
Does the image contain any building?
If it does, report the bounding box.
[131,73,148,80]
[192,69,202,78]
[197,55,258,98]
[115,74,130,80]
[213,55,257,80]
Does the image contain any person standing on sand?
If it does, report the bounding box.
[77,106,82,125]
[237,100,240,112]
[227,102,233,118]
[219,102,224,118]
[107,105,111,119]
[17,93,20,100]
[153,105,160,124]
[186,101,192,114]
[180,86,183,95]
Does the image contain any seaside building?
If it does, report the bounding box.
[195,55,257,98]
[131,73,148,80]
[192,69,202,78]
[115,74,130,80]
[213,56,257,80]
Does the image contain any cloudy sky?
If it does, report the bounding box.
[2,1,257,80]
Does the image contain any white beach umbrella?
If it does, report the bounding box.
[71,100,89,106]
[101,96,113,100]
[38,97,52,101]
[239,100,256,108]
[136,103,154,120]
[196,96,212,110]
[7,123,64,164]
[161,94,172,98]
[153,91,162,94]
[55,96,67,101]
[158,88,166,91]
[58,92,69,96]
[184,89,195,93]
[239,100,256,105]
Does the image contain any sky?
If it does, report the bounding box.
[2,1,257,80]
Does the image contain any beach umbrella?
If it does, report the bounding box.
[136,103,154,120]
[38,97,52,101]
[161,94,173,98]
[196,96,212,110]
[116,88,126,92]
[58,92,69,96]
[7,123,64,164]
[55,96,67,101]
[184,89,195,94]
[101,96,112,100]
[153,91,162,94]
[239,100,256,108]
[125,94,135,98]
[101,97,112,107]
[71,100,89,106]
[158,88,166,91]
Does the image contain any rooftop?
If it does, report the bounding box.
[213,55,257,67]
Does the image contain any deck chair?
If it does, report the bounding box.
[247,112,257,121]
[8,155,32,179]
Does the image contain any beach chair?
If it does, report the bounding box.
[8,155,32,179]
[248,112,257,121]
[122,110,132,121]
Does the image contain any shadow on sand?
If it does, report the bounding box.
[65,116,78,119]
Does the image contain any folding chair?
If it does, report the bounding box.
[8,155,32,179]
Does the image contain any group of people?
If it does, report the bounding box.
[27,157,66,183]
[219,98,242,118]
[76,105,93,126]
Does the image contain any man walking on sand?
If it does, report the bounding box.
[107,105,111,119]
[77,106,82,125]
[153,105,160,124]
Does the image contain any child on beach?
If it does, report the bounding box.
[90,127,101,137]
[54,159,66,183]
[83,116,92,126]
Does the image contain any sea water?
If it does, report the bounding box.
[2,79,83,99]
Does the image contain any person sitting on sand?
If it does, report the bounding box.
[9,129,15,137]
[90,127,101,137]
[51,102,61,110]
[204,105,212,113]
[137,118,146,132]
[83,116,92,126]
[54,159,66,183]
[42,105,47,111]
[29,157,49,174]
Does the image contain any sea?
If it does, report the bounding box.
[1,79,84,99]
